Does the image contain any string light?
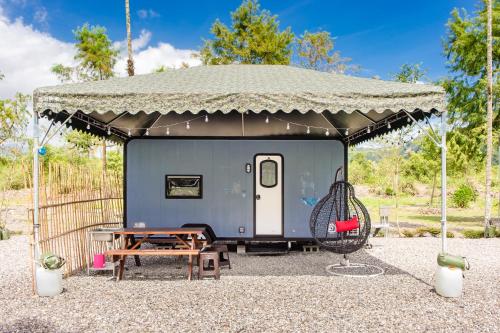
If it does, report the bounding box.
[325,129,330,136]
[286,122,290,130]
[407,117,411,123]
[145,128,150,136]
[166,127,170,136]
[205,115,209,123]
[128,129,131,137]
[265,116,269,124]
[68,118,72,124]
[86,123,90,130]
[306,126,310,134]
[367,126,371,134]
[387,122,391,129]
[107,127,111,135]
[186,121,190,130]
[345,128,349,136]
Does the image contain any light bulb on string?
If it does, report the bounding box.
[86,123,90,130]
[325,129,330,136]
[107,127,111,135]
[186,121,190,130]
[205,115,209,123]
[265,116,269,124]
[345,128,349,136]
[68,118,72,124]
[407,117,411,123]
[145,128,150,136]
[367,126,371,134]
[306,126,310,134]
[166,127,170,136]
[286,123,290,130]
[128,129,131,137]
[387,122,391,129]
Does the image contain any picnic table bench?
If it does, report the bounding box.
[105,227,207,281]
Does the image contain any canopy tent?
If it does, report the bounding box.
[31,64,448,257]
[34,65,445,145]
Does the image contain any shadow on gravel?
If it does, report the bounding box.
[0,318,68,333]
[107,249,433,285]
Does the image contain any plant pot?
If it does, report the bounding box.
[36,266,63,297]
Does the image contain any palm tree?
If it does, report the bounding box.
[484,0,493,236]
[125,0,134,76]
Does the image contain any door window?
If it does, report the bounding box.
[260,160,277,188]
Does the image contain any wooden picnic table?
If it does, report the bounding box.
[106,227,207,281]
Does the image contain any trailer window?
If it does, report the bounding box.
[260,160,277,188]
[165,175,202,199]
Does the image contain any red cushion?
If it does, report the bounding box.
[335,216,359,232]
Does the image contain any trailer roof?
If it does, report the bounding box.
[33,65,446,144]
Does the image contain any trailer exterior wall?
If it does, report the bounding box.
[125,139,344,239]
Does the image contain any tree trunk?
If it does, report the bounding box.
[484,0,493,235]
[125,0,134,76]
[430,170,437,206]
[101,140,107,178]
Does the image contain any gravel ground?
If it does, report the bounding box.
[0,236,499,333]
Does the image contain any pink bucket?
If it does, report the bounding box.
[93,253,105,268]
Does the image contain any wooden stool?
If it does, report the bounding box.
[198,251,220,280]
[210,244,231,269]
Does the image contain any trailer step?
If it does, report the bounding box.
[245,242,289,256]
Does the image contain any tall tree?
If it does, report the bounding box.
[442,3,499,129]
[125,0,134,76]
[443,1,499,233]
[51,24,118,175]
[0,93,30,147]
[74,24,118,80]
[296,31,357,73]
[392,63,427,83]
[485,0,494,234]
[200,0,294,65]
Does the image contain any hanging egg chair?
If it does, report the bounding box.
[309,168,384,277]
[309,180,371,254]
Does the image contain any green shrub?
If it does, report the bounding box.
[385,187,395,196]
[496,229,500,238]
[402,229,415,237]
[446,231,455,238]
[416,226,441,237]
[401,181,417,195]
[461,229,484,239]
[452,183,477,208]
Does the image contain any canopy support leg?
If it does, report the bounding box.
[440,111,447,253]
[32,111,40,290]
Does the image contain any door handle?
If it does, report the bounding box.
[256,194,261,200]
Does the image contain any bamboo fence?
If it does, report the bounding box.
[28,163,123,277]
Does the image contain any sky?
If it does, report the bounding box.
[0,0,477,99]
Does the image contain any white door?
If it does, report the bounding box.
[255,154,283,236]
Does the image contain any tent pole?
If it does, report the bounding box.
[33,111,40,265]
[440,111,447,253]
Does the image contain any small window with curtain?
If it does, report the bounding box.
[165,175,202,199]
[260,160,278,188]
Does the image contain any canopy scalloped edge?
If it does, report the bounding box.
[34,91,445,115]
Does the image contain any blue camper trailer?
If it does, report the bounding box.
[125,138,346,240]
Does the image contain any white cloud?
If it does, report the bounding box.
[0,12,75,98]
[137,9,159,19]
[0,9,201,99]
[113,29,151,53]
[115,43,201,75]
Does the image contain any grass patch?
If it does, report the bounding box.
[461,229,484,239]
[416,226,441,237]
[402,229,416,237]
